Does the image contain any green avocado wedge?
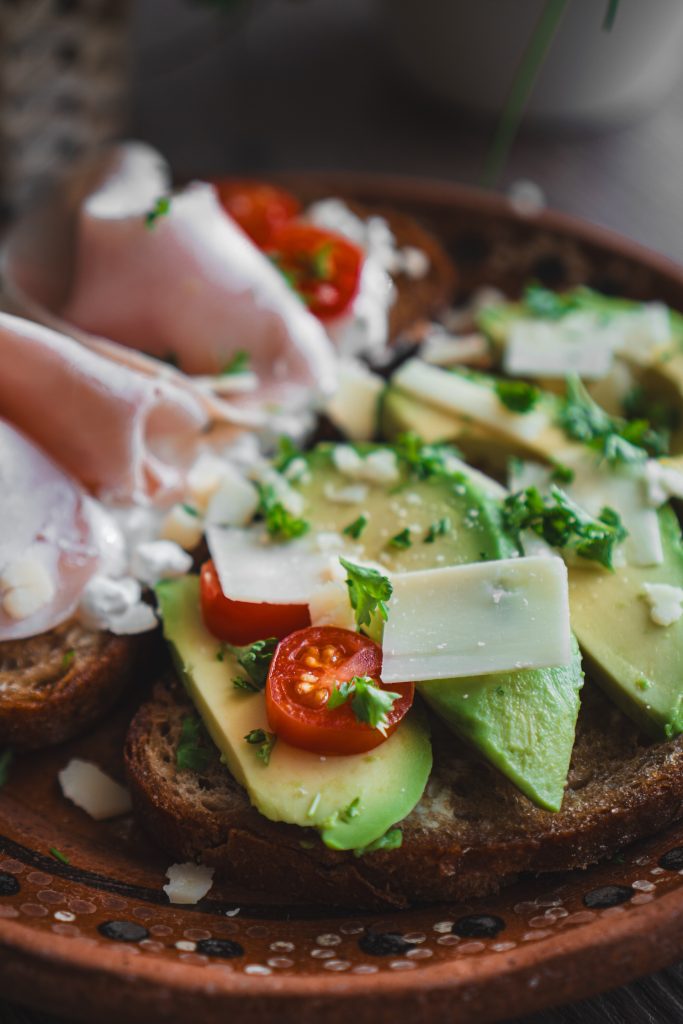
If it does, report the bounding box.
[418,637,584,811]
[156,576,432,851]
[569,506,683,739]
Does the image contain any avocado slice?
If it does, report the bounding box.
[418,637,584,811]
[297,444,583,809]
[156,576,432,851]
[569,506,683,739]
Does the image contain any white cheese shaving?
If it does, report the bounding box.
[644,460,683,507]
[131,540,193,587]
[325,359,384,441]
[163,862,215,905]
[381,556,571,684]
[323,482,369,505]
[186,452,233,510]
[58,759,132,820]
[0,553,55,620]
[505,314,615,380]
[205,471,260,528]
[421,330,490,367]
[160,504,204,551]
[640,583,683,627]
[332,445,400,484]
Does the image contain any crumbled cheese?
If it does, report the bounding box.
[323,482,369,505]
[332,445,399,485]
[0,553,55,620]
[163,863,215,905]
[644,460,683,507]
[160,504,205,550]
[78,575,157,634]
[255,467,305,517]
[508,179,546,217]
[401,245,430,279]
[131,540,193,587]
[205,472,260,529]
[186,452,232,510]
[640,583,683,627]
[282,457,310,483]
[58,759,132,820]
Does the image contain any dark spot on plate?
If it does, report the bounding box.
[98,920,149,943]
[451,233,491,267]
[358,931,413,956]
[583,885,634,909]
[452,914,505,939]
[659,846,683,872]
[196,938,245,959]
[0,872,20,897]
[532,254,567,288]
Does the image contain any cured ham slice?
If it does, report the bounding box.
[59,145,337,406]
[0,420,107,641]
[0,312,210,504]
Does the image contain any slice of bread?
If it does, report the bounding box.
[0,620,141,749]
[125,680,683,911]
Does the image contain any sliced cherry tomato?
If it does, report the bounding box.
[213,179,300,247]
[266,223,363,321]
[199,560,310,646]
[265,626,413,756]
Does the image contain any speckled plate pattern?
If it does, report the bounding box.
[3,175,683,1024]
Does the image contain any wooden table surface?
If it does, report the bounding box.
[4,1,683,1021]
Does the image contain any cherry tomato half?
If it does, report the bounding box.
[265,626,413,756]
[200,560,310,646]
[213,179,301,248]
[267,223,363,321]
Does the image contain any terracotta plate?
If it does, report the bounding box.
[2,175,683,1024]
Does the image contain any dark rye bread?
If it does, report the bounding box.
[0,620,141,749]
[125,681,683,911]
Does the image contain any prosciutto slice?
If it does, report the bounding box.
[59,145,337,406]
[0,420,107,641]
[0,312,211,504]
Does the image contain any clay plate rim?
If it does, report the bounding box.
[2,172,683,1024]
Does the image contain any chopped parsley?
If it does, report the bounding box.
[549,461,575,485]
[181,503,200,518]
[60,648,76,671]
[145,195,171,229]
[501,485,627,570]
[558,375,668,463]
[274,435,301,472]
[523,283,577,320]
[353,827,403,858]
[394,432,461,481]
[0,749,12,789]
[244,729,277,766]
[176,717,212,772]
[494,378,541,413]
[49,847,70,865]
[389,528,412,550]
[312,241,335,280]
[339,557,393,629]
[219,636,278,692]
[424,517,452,543]
[221,350,250,376]
[343,514,368,540]
[256,483,309,541]
[327,675,402,736]
[623,386,680,432]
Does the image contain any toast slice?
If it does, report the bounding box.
[0,621,141,749]
[125,680,683,910]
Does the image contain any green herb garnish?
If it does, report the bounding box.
[176,717,212,772]
[312,241,335,280]
[0,749,13,789]
[424,517,452,543]
[61,649,76,671]
[181,503,200,518]
[523,284,577,320]
[327,675,402,736]
[221,350,250,376]
[394,432,461,481]
[501,485,627,569]
[343,514,368,540]
[49,847,70,865]
[244,729,277,765]
[623,386,680,433]
[549,462,575,484]
[339,557,393,629]
[558,375,668,462]
[340,797,361,822]
[494,378,541,413]
[274,435,301,472]
[353,827,403,857]
[389,528,412,550]
[256,483,309,541]
[220,637,278,692]
[145,195,171,229]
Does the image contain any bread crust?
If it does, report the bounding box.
[0,621,141,749]
[125,682,683,910]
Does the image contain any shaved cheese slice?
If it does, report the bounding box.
[505,316,614,380]
[392,359,552,442]
[381,556,571,684]
[58,759,132,820]
[207,526,345,604]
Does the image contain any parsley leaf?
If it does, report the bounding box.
[145,195,171,229]
[353,827,403,857]
[558,375,668,462]
[494,379,541,413]
[221,350,250,376]
[244,729,277,765]
[389,528,412,550]
[49,847,70,865]
[60,648,76,671]
[343,514,368,540]
[0,749,13,789]
[176,717,212,772]
[424,517,452,543]
[326,675,402,736]
[220,637,278,692]
[339,557,393,629]
[501,485,627,569]
[256,483,309,541]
